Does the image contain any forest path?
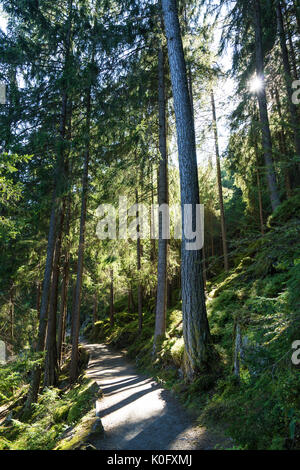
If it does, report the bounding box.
[83,342,227,450]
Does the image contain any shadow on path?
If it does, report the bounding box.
[84,343,226,450]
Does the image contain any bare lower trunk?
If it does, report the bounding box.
[154,45,169,354]
[36,282,41,320]
[25,0,73,410]
[70,87,91,382]
[93,293,98,326]
[128,285,134,313]
[254,142,265,234]
[276,0,300,171]
[254,0,280,211]
[57,196,71,366]
[136,188,143,333]
[162,0,213,378]
[234,323,242,381]
[292,0,300,36]
[211,90,229,271]
[109,268,114,327]
[150,166,156,262]
[44,204,65,387]
[285,7,298,80]
[9,287,14,343]
[25,190,57,410]
[274,87,292,197]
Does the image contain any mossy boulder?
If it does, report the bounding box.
[268,191,300,228]
[53,404,72,424]
[55,412,103,450]
[67,381,102,425]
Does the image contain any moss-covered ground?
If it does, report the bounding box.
[87,193,300,450]
[0,347,103,450]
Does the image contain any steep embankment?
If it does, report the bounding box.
[89,192,300,450]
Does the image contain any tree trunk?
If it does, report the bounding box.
[136,189,143,333]
[292,0,300,36]
[70,86,91,383]
[276,0,300,171]
[109,268,115,327]
[9,287,14,343]
[161,0,213,378]
[284,5,298,80]
[36,282,41,320]
[274,87,292,197]
[25,0,73,411]
[128,285,134,313]
[150,164,156,262]
[234,323,242,381]
[57,195,71,366]
[187,46,207,285]
[4,67,18,151]
[25,189,57,410]
[211,90,229,271]
[93,293,98,326]
[253,140,265,234]
[44,204,65,387]
[154,45,169,354]
[254,0,281,211]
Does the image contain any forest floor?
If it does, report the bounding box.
[83,342,230,450]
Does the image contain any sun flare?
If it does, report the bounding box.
[249,75,263,93]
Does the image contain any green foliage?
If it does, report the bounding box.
[0,378,101,450]
[268,191,300,228]
[66,381,101,425]
[90,198,300,449]
[0,354,41,404]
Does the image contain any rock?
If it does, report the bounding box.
[77,443,97,451]
[90,417,104,435]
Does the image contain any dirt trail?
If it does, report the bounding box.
[84,343,227,451]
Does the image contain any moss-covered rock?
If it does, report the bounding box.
[55,412,103,450]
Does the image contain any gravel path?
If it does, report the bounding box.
[84,343,227,451]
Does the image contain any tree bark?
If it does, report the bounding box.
[276,0,300,171]
[273,87,292,197]
[150,164,156,262]
[25,0,73,411]
[161,0,213,378]
[211,90,229,271]
[44,204,65,387]
[57,194,71,366]
[36,282,41,320]
[70,86,91,382]
[128,285,134,313]
[25,189,57,410]
[136,189,143,333]
[292,0,300,36]
[284,5,298,80]
[93,292,98,327]
[187,46,207,284]
[153,45,169,354]
[253,139,265,234]
[109,268,115,327]
[9,287,14,343]
[254,0,281,211]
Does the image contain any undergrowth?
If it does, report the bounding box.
[89,193,300,450]
[0,349,102,450]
